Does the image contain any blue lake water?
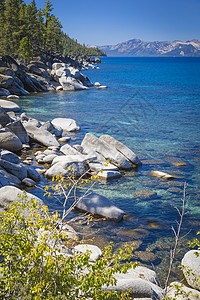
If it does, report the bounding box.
[16,57,200,284]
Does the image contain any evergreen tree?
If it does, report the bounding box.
[0,0,5,54]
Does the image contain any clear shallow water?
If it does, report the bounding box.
[16,57,200,285]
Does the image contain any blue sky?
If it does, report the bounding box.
[25,0,200,46]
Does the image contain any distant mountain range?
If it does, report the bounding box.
[96,39,200,57]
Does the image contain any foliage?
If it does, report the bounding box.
[0,0,106,59]
[0,186,137,299]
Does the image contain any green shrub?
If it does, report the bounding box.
[0,196,137,299]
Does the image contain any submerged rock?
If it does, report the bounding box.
[151,170,175,180]
[52,118,80,132]
[76,192,125,221]
[181,250,200,291]
[133,190,157,200]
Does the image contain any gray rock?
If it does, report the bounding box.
[0,107,11,127]
[166,281,200,300]
[58,136,71,143]
[73,244,102,262]
[0,88,10,96]
[81,133,132,170]
[89,162,119,172]
[23,124,60,147]
[22,178,36,187]
[6,120,29,145]
[60,223,79,240]
[0,128,22,152]
[0,172,10,187]
[56,86,63,91]
[60,144,81,155]
[0,158,27,180]
[24,165,41,182]
[41,120,63,137]
[114,266,159,285]
[0,185,44,209]
[59,76,75,91]
[181,250,200,290]
[7,95,19,99]
[97,170,122,180]
[66,76,88,90]
[102,278,163,300]
[0,150,21,164]
[79,73,93,87]
[0,166,21,186]
[43,149,57,155]
[51,154,95,166]
[151,170,175,180]
[73,145,84,153]
[52,118,80,132]
[52,62,66,70]
[43,154,58,164]
[76,192,125,221]
[45,161,86,178]
[100,134,141,166]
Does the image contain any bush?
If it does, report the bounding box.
[0,196,137,299]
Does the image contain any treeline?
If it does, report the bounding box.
[0,0,106,60]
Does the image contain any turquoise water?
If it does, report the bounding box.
[17,57,200,283]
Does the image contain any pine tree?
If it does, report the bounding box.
[0,0,5,54]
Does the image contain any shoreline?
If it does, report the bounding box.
[0,55,200,298]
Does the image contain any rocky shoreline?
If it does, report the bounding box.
[0,55,200,299]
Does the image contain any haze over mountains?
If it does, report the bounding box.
[97,39,200,57]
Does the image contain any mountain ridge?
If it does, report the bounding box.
[97,39,200,57]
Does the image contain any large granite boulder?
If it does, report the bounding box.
[0,150,21,164]
[76,192,125,221]
[66,76,88,90]
[81,133,132,170]
[0,158,27,180]
[181,250,200,290]
[0,108,11,127]
[0,185,44,209]
[0,99,21,112]
[23,123,59,147]
[41,120,63,137]
[45,161,86,178]
[60,144,81,156]
[24,165,41,182]
[0,128,23,152]
[59,76,75,91]
[51,118,80,132]
[166,281,200,300]
[73,244,102,262]
[6,120,29,145]
[0,166,21,187]
[100,134,141,167]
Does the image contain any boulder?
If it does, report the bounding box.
[51,118,80,132]
[24,165,41,182]
[0,185,44,209]
[97,170,122,180]
[102,278,163,300]
[151,170,174,180]
[81,133,132,170]
[0,99,21,112]
[45,161,86,178]
[52,62,66,70]
[0,150,21,164]
[41,120,63,137]
[66,76,88,90]
[0,159,27,180]
[79,73,93,87]
[0,128,22,152]
[23,124,60,147]
[0,172,10,187]
[59,76,75,91]
[43,154,58,164]
[94,82,101,87]
[114,266,159,285]
[68,67,81,80]
[89,162,119,172]
[76,192,125,221]
[6,120,29,145]
[0,107,11,127]
[58,136,71,143]
[73,244,102,262]
[60,144,81,156]
[51,154,95,166]
[100,135,141,166]
[22,178,36,187]
[166,281,200,300]
[181,250,200,290]
[0,88,10,96]
[56,86,63,91]
[0,165,21,186]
